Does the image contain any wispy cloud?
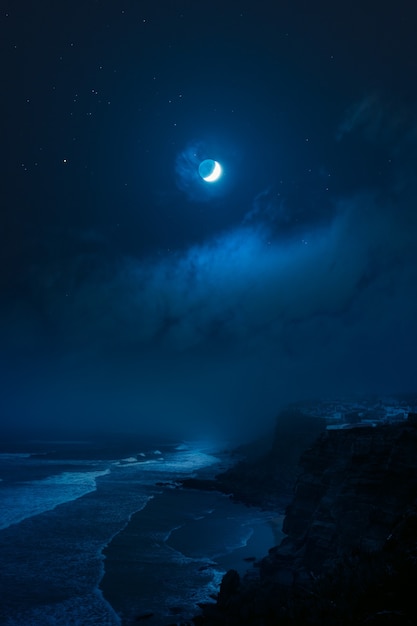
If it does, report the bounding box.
[48,186,416,370]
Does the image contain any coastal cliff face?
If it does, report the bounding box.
[212,409,326,511]
[196,419,417,625]
[263,422,417,579]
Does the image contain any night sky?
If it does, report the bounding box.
[1,1,417,437]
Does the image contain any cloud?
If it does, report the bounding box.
[46,185,416,378]
[243,187,291,230]
[3,98,417,435]
[2,192,416,436]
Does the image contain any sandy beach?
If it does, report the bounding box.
[100,485,284,625]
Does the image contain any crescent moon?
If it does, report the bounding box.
[204,160,222,182]
[199,159,222,182]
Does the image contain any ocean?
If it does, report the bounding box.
[0,435,284,625]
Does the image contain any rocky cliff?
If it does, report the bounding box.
[183,408,325,511]
[195,418,417,625]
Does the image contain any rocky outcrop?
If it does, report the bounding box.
[266,422,417,579]
[195,419,417,625]
[183,408,325,511]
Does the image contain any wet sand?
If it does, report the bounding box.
[100,486,284,625]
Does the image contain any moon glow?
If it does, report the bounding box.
[198,159,222,182]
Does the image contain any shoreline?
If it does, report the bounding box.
[99,479,284,625]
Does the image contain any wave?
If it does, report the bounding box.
[139,449,220,473]
[0,468,110,531]
[0,588,121,626]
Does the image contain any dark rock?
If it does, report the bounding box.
[217,569,240,608]
[135,611,154,621]
[180,478,220,492]
[407,412,417,425]
[212,408,325,510]
[195,420,417,625]
[169,606,184,614]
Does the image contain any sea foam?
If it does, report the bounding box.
[0,468,110,530]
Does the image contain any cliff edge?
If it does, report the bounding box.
[196,418,417,625]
